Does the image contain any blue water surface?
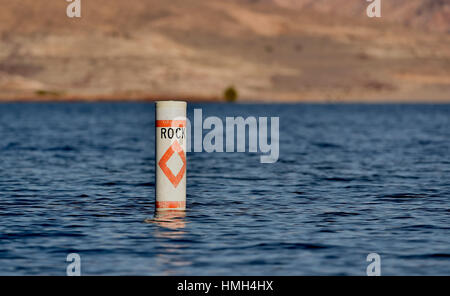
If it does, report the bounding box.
[0,103,449,275]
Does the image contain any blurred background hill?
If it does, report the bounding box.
[0,0,449,102]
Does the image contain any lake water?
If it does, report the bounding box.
[0,103,449,275]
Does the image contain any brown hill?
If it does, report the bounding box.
[0,0,449,102]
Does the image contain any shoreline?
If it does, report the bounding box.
[0,95,449,104]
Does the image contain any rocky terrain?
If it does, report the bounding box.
[0,0,449,102]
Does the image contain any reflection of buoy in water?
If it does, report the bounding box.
[155,101,187,211]
[145,210,186,230]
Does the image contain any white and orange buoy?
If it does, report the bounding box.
[155,101,187,211]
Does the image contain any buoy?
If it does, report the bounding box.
[155,101,187,211]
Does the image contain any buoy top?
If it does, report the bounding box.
[156,101,187,108]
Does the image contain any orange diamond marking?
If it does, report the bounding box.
[158,140,186,188]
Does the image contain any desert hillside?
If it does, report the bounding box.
[0,0,449,102]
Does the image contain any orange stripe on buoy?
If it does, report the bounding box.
[156,201,186,209]
[156,120,186,127]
